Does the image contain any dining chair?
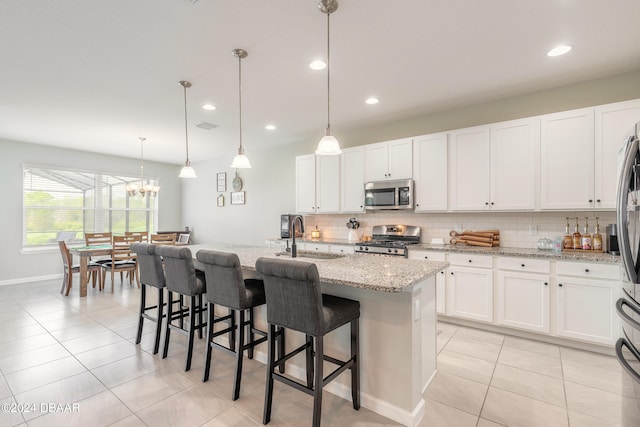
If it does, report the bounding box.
[125,231,149,242]
[150,233,177,245]
[100,235,141,292]
[58,240,102,296]
[84,232,113,266]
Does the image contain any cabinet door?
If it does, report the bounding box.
[490,118,539,210]
[365,142,389,181]
[341,146,365,212]
[295,154,316,214]
[555,276,620,345]
[413,133,448,211]
[316,155,340,213]
[540,108,595,210]
[387,138,413,179]
[595,99,640,209]
[497,271,550,333]
[447,266,493,322]
[409,250,447,314]
[449,126,491,210]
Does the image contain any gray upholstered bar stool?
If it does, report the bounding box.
[155,245,207,371]
[131,243,165,355]
[196,249,284,400]
[255,257,360,427]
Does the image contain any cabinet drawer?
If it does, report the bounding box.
[409,250,446,262]
[304,243,331,252]
[556,261,620,280]
[329,244,355,255]
[497,257,550,274]
[449,253,493,268]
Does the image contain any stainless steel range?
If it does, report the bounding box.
[355,225,420,257]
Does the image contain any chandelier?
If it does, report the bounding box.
[127,137,159,198]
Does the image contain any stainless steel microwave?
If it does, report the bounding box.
[364,179,414,210]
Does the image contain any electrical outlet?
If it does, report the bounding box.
[454,224,462,233]
[529,225,538,235]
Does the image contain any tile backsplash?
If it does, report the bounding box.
[305,211,616,249]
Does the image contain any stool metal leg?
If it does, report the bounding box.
[162,291,173,359]
[305,334,314,388]
[247,308,255,359]
[351,318,360,410]
[135,284,147,345]
[203,301,215,382]
[232,309,245,401]
[153,288,164,355]
[186,295,196,371]
[263,324,276,424]
[278,326,286,373]
[312,336,324,427]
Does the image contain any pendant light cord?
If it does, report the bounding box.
[326,11,331,134]
[139,137,145,185]
[183,85,190,163]
[238,54,243,154]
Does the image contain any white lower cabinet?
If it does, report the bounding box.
[447,254,493,322]
[555,261,621,346]
[329,244,355,255]
[497,271,550,333]
[409,250,447,314]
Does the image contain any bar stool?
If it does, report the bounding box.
[196,250,285,400]
[155,245,207,371]
[255,257,360,427]
[131,243,165,355]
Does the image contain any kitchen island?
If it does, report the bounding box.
[189,244,447,427]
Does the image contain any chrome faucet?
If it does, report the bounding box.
[291,215,304,258]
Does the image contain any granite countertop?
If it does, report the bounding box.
[190,243,447,293]
[267,237,357,245]
[412,243,621,264]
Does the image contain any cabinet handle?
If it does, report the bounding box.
[424,256,428,259]
[450,272,454,275]
[485,202,489,206]
[588,199,593,203]
[544,282,548,286]
[521,264,525,267]
[596,199,601,203]
[440,271,444,274]
[468,259,472,263]
[416,204,420,207]
[585,269,590,273]
[559,283,563,287]
[491,202,494,205]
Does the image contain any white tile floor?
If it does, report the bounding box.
[0,277,629,426]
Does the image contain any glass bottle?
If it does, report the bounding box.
[581,217,592,250]
[563,217,573,250]
[593,217,603,251]
[572,217,582,250]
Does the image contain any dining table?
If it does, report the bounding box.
[69,244,112,297]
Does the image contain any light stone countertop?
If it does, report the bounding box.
[412,243,621,264]
[189,244,447,293]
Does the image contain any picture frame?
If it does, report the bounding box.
[216,172,226,192]
[230,191,245,205]
[217,194,224,207]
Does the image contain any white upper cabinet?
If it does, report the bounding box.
[449,125,491,210]
[316,154,340,213]
[295,154,316,214]
[413,133,448,211]
[365,138,413,181]
[540,108,595,210]
[295,154,340,214]
[594,99,640,209]
[490,118,539,210]
[341,146,365,212]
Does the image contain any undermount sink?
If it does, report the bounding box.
[274,251,346,260]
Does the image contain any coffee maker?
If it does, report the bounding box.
[606,223,620,255]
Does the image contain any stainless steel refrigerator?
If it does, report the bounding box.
[615,121,640,426]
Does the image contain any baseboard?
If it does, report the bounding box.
[0,274,62,287]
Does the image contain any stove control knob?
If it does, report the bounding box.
[387,248,392,253]
[394,249,398,254]
[358,246,363,251]
[365,247,369,251]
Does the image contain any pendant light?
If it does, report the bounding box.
[230,49,252,168]
[127,137,160,198]
[178,80,197,178]
[315,0,342,156]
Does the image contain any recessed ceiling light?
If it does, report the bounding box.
[309,60,327,70]
[202,104,216,111]
[547,45,572,57]
[265,124,276,130]
[365,97,380,105]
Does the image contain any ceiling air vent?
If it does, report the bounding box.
[196,122,218,131]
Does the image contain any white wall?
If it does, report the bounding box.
[0,139,182,283]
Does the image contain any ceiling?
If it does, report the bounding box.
[1,0,640,165]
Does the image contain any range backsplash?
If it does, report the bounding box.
[305,211,617,249]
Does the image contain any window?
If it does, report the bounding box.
[22,165,158,247]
